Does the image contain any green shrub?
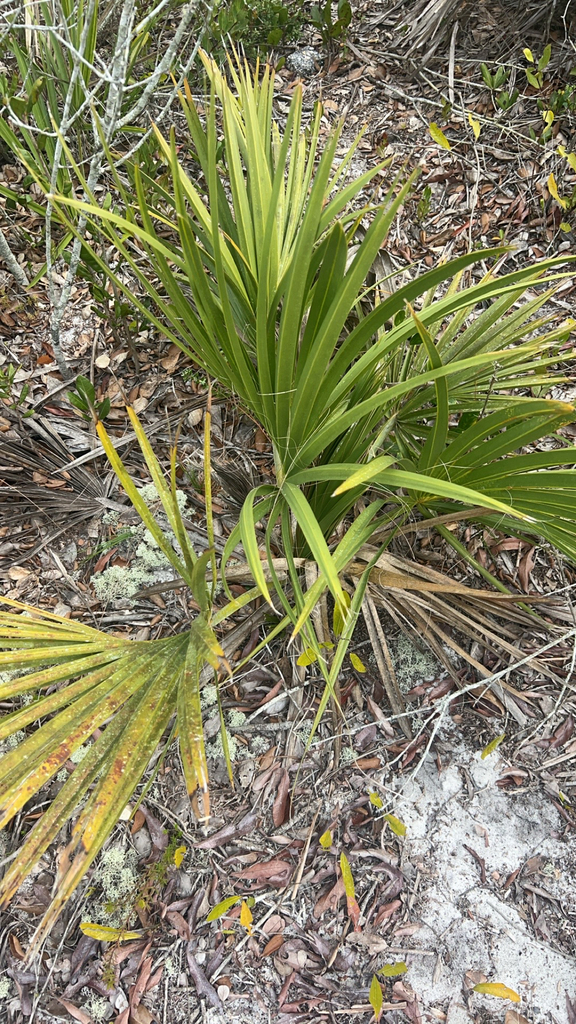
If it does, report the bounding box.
[204,0,303,60]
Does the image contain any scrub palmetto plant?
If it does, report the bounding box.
[1,51,576,948]
[0,401,300,952]
[48,52,576,616]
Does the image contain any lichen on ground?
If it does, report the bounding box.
[92,483,190,605]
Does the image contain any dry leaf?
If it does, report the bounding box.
[131,808,146,834]
[9,933,26,960]
[262,914,285,935]
[314,876,345,918]
[505,1012,530,1024]
[261,933,285,957]
[549,715,574,749]
[272,768,290,826]
[234,858,292,884]
[8,566,31,581]
[159,344,181,372]
[166,909,191,941]
[254,427,268,452]
[55,998,93,1024]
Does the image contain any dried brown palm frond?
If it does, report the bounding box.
[392,0,573,57]
[0,414,118,565]
[350,545,569,725]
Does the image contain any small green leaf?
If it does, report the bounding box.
[538,44,551,72]
[369,974,383,1019]
[349,652,366,673]
[369,792,383,809]
[480,63,493,88]
[206,895,243,921]
[319,829,332,849]
[481,733,505,759]
[560,221,572,232]
[383,813,406,837]
[429,123,451,150]
[379,962,408,977]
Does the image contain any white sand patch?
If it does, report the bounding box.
[391,726,576,1023]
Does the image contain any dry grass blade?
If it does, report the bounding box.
[361,593,411,738]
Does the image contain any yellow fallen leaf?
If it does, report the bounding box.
[473,982,520,1002]
[340,853,355,899]
[319,829,333,849]
[379,962,408,977]
[481,733,505,759]
[173,844,186,868]
[80,922,143,942]
[429,122,451,150]
[468,111,481,139]
[547,172,567,209]
[369,792,383,809]
[369,974,383,1019]
[349,652,366,673]
[240,900,253,935]
[297,647,317,667]
[383,813,406,837]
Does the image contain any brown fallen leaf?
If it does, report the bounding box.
[234,858,293,885]
[159,344,181,372]
[314,876,345,919]
[262,914,285,935]
[346,929,389,953]
[464,970,487,990]
[186,945,223,1010]
[9,932,26,960]
[131,1005,157,1024]
[518,545,536,592]
[195,809,259,849]
[166,909,191,941]
[272,768,290,826]
[254,427,268,452]
[505,1012,531,1024]
[392,980,422,1024]
[261,934,285,957]
[131,808,146,834]
[130,954,152,1010]
[549,714,574,749]
[55,998,93,1024]
[373,898,402,927]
